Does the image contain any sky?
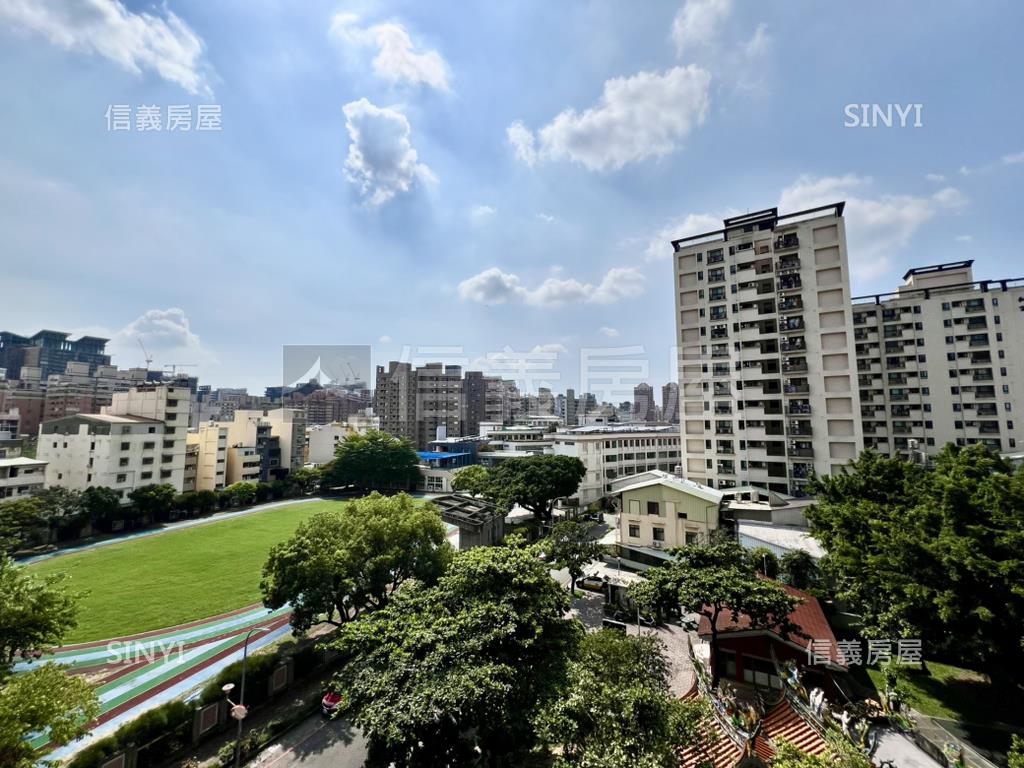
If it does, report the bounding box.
[1,0,1023,396]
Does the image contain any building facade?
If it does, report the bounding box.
[614,470,723,551]
[673,203,862,495]
[0,330,111,380]
[185,423,228,491]
[853,260,1024,459]
[103,383,191,492]
[662,382,680,424]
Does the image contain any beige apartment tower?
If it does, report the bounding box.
[673,203,861,495]
[853,260,1024,459]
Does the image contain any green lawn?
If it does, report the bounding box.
[27,500,347,642]
[863,660,1023,726]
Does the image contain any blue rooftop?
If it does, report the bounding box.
[417,451,473,461]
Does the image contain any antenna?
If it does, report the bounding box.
[137,339,153,370]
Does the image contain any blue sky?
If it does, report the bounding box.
[1,0,1022,394]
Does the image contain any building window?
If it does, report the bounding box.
[685,531,699,545]
[646,501,660,516]
[628,524,640,538]
[652,527,665,542]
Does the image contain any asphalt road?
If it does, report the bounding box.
[246,712,368,768]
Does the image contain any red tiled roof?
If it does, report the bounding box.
[696,582,844,666]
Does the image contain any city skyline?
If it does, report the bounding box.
[2,1,1023,391]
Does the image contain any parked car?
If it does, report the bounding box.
[322,691,343,716]
[575,574,606,592]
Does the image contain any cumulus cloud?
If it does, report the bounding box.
[108,308,214,367]
[644,211,735,261]
[469,204,496,220]
[457,266,645,307]
[0,0,212,95]
[342,98,435,205]
[329,13,449,90]
[599,326,620,338]
[379,334,392,343]
[779,174,969,280]
[671,0,733,56]
[531,343,568,355]
[1002,151,1024,166]
[507,66,711,171]
[536,213,555,223]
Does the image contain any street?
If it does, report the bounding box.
[247,712,368,768]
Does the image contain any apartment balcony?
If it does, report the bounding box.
[713,406,733,415]
[709,310,729,322]
[716,445,735,455]
[787,444,814,458]
[710,327,729,340]
[978,422,1001,434]
[968,336,990,347]
[889,392,910,402]
[777,275,802,292]
[774,234,800,251]
[788,422,813,437]
[790,462,814,479]
[783,380,810,395]
[780,337,806,353]
[891,407,912,418]
[712,365,731,377]
[715,428,735,436]
[963,301,986,313]
[787,401,811,415]
[713,384,731,396]
[778,297,804,313]
[717,462,737,475]
[885,359,907,371]
[973,370,994,382]
[782,359,808,374]
[777,257,801,274]
[976,405,998,416]
[973,387,997,399]
[966,319,988,330]
[707,252,725,265]
[779,317,805,332]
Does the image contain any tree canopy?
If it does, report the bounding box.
[0,556,81,669]
[330,544,582,766]
[807,445,1024,679]
[541,520,605,595]
[320,430,421,492]
[261,493,451,632]
[452,454,585,523]
[535,630,711,768]
[628,540,800,687]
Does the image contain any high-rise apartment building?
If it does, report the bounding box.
[662,382,680,424]
[413,363,463,447]
[673,203,861,495]
[633,383,656,422]
[566,388,578,427]
[0,330,111,380]
[375,362,417,444]
[853,260,1024,459]
[104,383,191,491]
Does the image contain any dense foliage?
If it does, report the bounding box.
[535,630,711,767]
[330,545,583,766]
[451,454,586,522]
[261,493,451,631]
[807,445,1024,679]
[320,430,421,491]
[541,519,606,594]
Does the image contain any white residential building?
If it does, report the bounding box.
[672,203,861,495]
[852,260,1024,459]
[103,383,191,492]
[186,423,228,491]
[0,456,47,502]
[38,414,171,498]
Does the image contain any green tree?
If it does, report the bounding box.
[81,486,123,532]
[629,541,800,687]
[0,498,46,555]
[1008,735,1024,768]
[32,487,86,540]
[808,444,1024,679]
[193,489,218,515]
[225,482,258,507]
[254,482,274,503]
[261,493,451,632]
[127,483,177,523]
[450,465,492,497]
[535,630,711,767]
[780,550,819,590]
[0,663,100,768]
[772,735,872,768]
[749,546,780,578]
[289,466,322,494]
[0,556,81,669]
[330,545,582,766]
[321,430,421,492]
[542,520,605,595]
[487,454,586,523]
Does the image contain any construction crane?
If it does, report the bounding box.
[137,339,153,370]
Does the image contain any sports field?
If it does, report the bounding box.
[27,499,346,642]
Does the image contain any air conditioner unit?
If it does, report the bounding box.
[651,541,663,549]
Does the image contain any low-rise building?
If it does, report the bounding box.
[614,470,723,554]
[0,456,47,502]
[552,424,683,507]
[227,445,262,484]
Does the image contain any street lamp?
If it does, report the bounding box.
[223,626,271,768]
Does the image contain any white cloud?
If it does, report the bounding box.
[342,98,435,205]
[779,174,969,280]
[379,334,392,344]
[925,173,946,183]
[959,165,971,176]
[671,0,733,56]
[744,23,772,58]
[644,211,734,261]
[508,66,711,172]
[599,326,620,338]
[1002,151,1024,166]
[506,120,537,166]
[531,343,568,355]
[955,235,973,243]
[536,213,555,223]
[457,266,646,307]
[108,308,214,367]
[469,204,496,220]
[0,0,212,95]
[329,14,449,90]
